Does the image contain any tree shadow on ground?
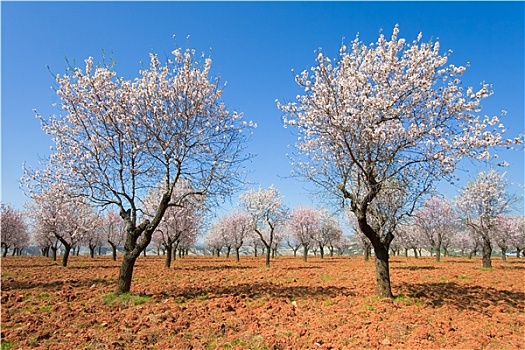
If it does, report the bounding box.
[282,265,322,270]
[68,265,118,270]
[398,282,524,311]
[161,282,354,301]
[392,266,437,271]
[498,265,525,270]
[1,277,113,292]
[175,264,256,272]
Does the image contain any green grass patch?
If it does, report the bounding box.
[457,275,473,280]
[1,341,15,350]
[227,335,269,350]
[37,292,51,300]
[394,294,422,307]
[196,293,209,301]
[103,292,151,306]
[324,298,335,306]
[321,274,331,282]
[39,305,52,312]
[1,273,14,278]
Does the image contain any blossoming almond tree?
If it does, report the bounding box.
[278,26,521,298]
[239,186,289,267]
[27,47,253,294]
[220,210,252,262]
[145,181,202,268]
[287,207,319,261]
[103,209,125,261]
[413,196,457,262]
[1,203,29,257]
[457,169,517,268]
[315,209,343,259]
[508,216,525,258]
[25,182,97,267]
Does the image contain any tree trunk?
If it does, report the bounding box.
[302,245,308,262]
[226,246,231,258]
[108,242,117,261]
[501,247,507,262]
[165,243,173,268]
[51,247,58,261]
[62,244,72,267]
[89,245,95,259]
[373,244,393,298]
[116,253,138,295]
[235,247,240,262]
[481,237,492,269]
[435,240,442,262]
[319,245,325,259]
[265,245,271,268]
[364,245,371,262]
[357,216,394,299]
[2,245,8,258]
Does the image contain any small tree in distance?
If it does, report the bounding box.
[239,186,289,268]
[220,210,252,262]
[457,169,517,268]
[1,203,29,257]
[278,26,522,298]
[103,210,125,261]
[413,196,457,262]
[287,207,319,261]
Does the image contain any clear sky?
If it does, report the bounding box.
[2,1,524,216]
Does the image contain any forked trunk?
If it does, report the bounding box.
[357,216,394,299]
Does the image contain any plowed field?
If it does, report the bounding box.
[1,255,524,349]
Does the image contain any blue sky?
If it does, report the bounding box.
[2,1,524,216]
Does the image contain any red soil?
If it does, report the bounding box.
[1,255,524,349]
